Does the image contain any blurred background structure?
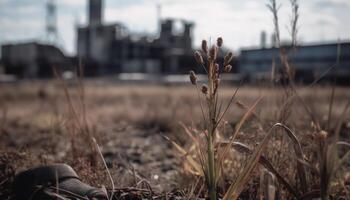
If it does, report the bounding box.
[1,0,71,79]
[0,0,349,84]
[77,0,194,76]
[240,41,350,84]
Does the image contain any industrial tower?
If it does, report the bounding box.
[45,0,60,44]
[89,0,103,26]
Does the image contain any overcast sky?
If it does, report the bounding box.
[0,0,350,55]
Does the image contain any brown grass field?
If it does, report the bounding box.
[2,0,350,199]
[0,80,349,199]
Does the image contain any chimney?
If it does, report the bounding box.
[160,19,173,39]
[260,31,266,48]
[157,4,162,36]
[271,33,277,48]
[89,0,103,26]
[183,22,193,38]
[183,21,193,49]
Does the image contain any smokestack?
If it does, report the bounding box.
[183,22,193,38]
[89,0,103,26]
[260,31,266,48]
[271,33,277,48]
[157,4,162,35]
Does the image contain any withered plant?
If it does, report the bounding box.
[267,1,350,199]
[167,38,250,199]
[165,38,308,200]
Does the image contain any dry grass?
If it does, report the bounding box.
[1,80,350,199]
[1,0,350,199]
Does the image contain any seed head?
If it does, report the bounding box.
[209,45,218,61]
[201,40,208,54]
[318,130,328,140]
[313,130,328,141]
[217,37,223,47]
[224,52,234,66]
[214,78,220,93]
[215,63,219,73]
[194,51,204,65]
[224,65,232,73]
[213,63,220,79]
[189,70,197,85]
[201,84,208,94]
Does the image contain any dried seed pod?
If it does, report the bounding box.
[317,130,328,140]
[201,84,208,94]
[201,40,208,54]
[215,63,219,72]
[217,37,223,47]
[213,63,220,79]
[189,70,197,85]
[209,45,218,61]
[194,51,204,65]
[213,78,220,94]
[224,52,234,66]
[224,64,232,72]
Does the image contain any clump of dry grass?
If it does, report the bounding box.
[166,38,299,200]
[166,1,350,199]
[265,1,350,199]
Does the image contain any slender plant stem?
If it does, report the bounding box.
[207,59,217,200]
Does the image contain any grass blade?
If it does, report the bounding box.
[223,123,306,200]
[218,141,299,198]
[163,135,203,176]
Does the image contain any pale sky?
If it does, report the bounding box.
[0,0,350,55]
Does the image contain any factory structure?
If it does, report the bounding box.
[0,0,349,84]
[0,0,196,78]
[239,40,350,84]
[0,0,72,78]
[77,0,195,76]
[1,42,72,78]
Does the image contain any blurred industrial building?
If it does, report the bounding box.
[240,41,350,84]
[1,0,72,79]
[1,0,197,78]
[0,0,349,84]
[1,42,72,78]
[77,0,194,76]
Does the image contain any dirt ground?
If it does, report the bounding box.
[0,79,350,199]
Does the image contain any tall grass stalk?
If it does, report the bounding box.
[268,1,350,198]
[181,38,277,199]
[190,38,236,199]
[53,67,97,166]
